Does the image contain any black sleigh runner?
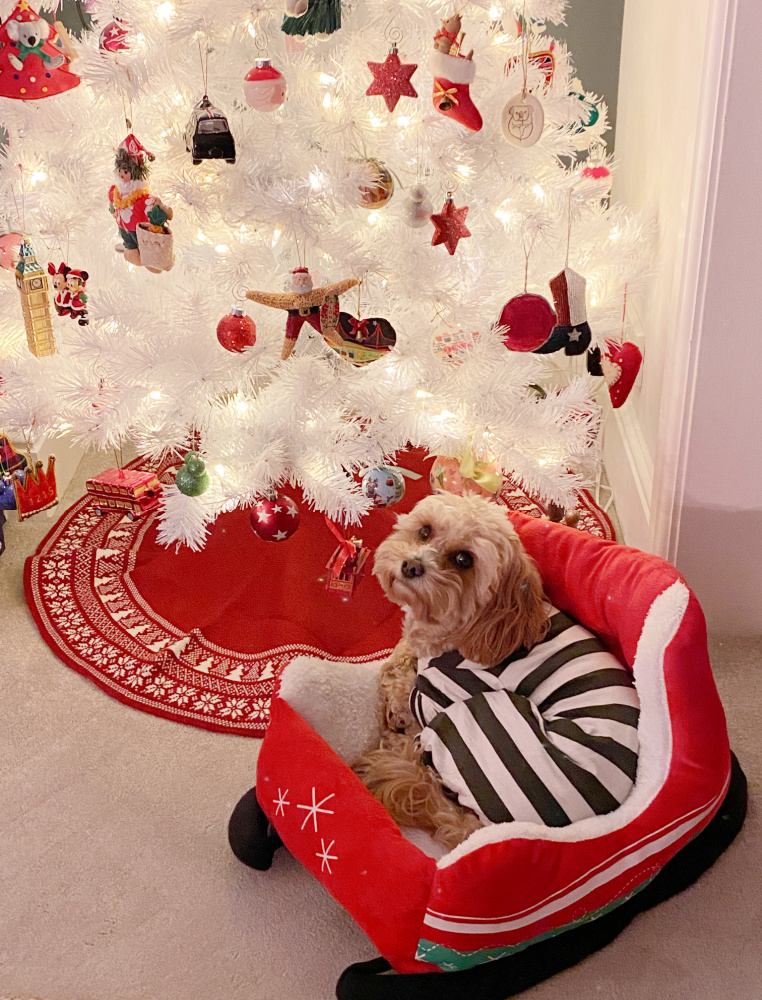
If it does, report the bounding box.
[228,515,747,1000]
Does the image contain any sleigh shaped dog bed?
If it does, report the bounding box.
[229,513,747,999]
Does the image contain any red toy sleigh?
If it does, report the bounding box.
[229,515,746,999]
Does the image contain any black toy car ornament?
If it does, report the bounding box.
[185,95,236,165]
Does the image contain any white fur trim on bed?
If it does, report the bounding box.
[431,50,476,85]
[435,580,690,868]
[279,656,385,766]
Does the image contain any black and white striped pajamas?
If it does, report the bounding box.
[411,608,640,826]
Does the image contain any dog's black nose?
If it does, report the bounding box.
[401,559,425,579]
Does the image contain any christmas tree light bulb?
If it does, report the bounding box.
[533,184,545,199]
[370,116,382,128]
[215,244,229,254]
[457,165,471,178]
[319,72,336,84]
[397,115,411,127]
[489,5,502,18]
[156,2,174,22]
[215,464,226,477]
[29,170,47,186]
[322,93,332,109]
[149,390,162,399]
[197,229,207,241]
[247,22,257,38]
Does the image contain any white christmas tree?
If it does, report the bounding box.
[0,0,650,548]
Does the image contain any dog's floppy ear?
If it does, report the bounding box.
[460,540,548,665]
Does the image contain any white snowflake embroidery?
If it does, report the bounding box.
[316,838,337,874]
[297,788,335,832]
[274,789,290,816]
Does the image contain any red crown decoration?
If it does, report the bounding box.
[12,454,58,521]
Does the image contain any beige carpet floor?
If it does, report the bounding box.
[1,453,759,1000]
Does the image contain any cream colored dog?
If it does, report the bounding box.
[353,492,548,850]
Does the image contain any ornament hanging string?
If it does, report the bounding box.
[197,37,210,97]
[12,165,26,235]
[520,0,529,98]
[384,16,403,47]
[120,90,133,130]
[565,187,574,268]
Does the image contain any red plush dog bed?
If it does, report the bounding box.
[229,514,746,999]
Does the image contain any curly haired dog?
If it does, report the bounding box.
[353,492,549,851]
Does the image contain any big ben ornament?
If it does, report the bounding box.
[15,239,56,357]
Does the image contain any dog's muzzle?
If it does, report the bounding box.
[401,558,425,579]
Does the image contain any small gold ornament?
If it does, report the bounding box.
[15,239,56,357]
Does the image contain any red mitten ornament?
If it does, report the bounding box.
[602,341,642,408]
[0,2,80,100]
[244,59,286,111]
[366,43,417,112]
[430,194,471,255]
[498,293,556,352]
[249,494,300,542]
[217,307,257,352]
[431,13,482,132]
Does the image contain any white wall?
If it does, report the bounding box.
[608,0,762,633]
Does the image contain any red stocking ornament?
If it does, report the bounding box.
[431,13,482,132]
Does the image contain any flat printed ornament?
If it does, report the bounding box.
[366,43,417,112]
[0,2,80,100]
[501,92,544,147]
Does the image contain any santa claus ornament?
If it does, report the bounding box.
[249,494,300,542]
[534,267,592,356]
[431,13,482,133]
[244,59,286,111]
[216,307,257,352]
[108,134,174,272]
[366,42,417,113]
[430,194,471,256]
[246,268,358,360]
[0,2,80,101]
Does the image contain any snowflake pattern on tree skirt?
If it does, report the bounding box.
[25,451,614,737]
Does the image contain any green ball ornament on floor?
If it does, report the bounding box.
[175,452,210,496]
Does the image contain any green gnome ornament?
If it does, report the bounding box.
[175,452,210,496]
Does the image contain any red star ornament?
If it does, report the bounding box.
[366,45,418,113]
[430,196,471,256]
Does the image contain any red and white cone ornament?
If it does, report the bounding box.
[249,494,300,542]
[602,341,642,408]
[0,2,80,100]
[431,49,482,133]
[216,307,257,352]
[430,194,471,255]
[243,59,286,111]
[498,293,557,352]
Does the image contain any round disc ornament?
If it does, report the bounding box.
[501,92,544,148]
[361,465,405,508]
[357,158,394,210]
[217,307,257,352]
[249,494,300,542]
[243,59,287,111]
[499,293,556,352]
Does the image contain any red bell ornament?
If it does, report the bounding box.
[217,307,257,353]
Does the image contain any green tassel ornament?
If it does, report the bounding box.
[175,452,210,496]
[282,0,341,37]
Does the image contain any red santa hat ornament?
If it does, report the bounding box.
[118,133,155,166]
[243,59,287,111]
[0,1,80,101]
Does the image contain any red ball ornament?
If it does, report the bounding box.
[249,494,300,542]
[99,17,131,54]
[217,307,257,353]
[498,293,557,352]
[243,59,287,111]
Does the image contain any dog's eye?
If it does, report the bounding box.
[450,551,473,570]
[418,525,432,541]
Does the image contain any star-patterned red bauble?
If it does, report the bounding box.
[430,196,471,256]
[249,494,300,542]
[366,44,418,113]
